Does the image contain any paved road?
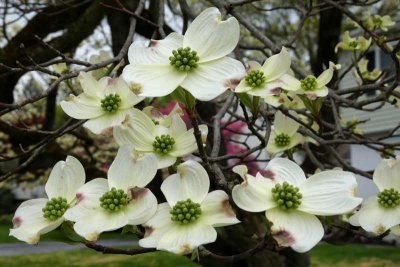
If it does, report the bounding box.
[0,240,137,256]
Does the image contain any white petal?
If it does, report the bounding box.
[10,199,63,244]
[73,209,128,241]
[122,64,186,98]
[124,188,158,225]
[154,153,177,169]
[266,132,286,156]
[103,77,144,109]
[266,208,324,253]
[349,210,361,226]
[183,7,240,62]
[373,158,400,191]
[83,110,130,134]
[232,174,275,212]
[157,223,217,254]
[245,82,282,97]
[280,74,301,91]
[60,95,103,120]
[78,71,105,98]
[200,190,240,227]
[169,114,187,137]
[161,160,210,206]
[63,178,108,222]
[264,158,306,186]
[170,130,197,157]
[234,79,252,93]
[357,196,400,234]
[181,57,245,101]
[312,86,329,97]
[262,47,291,81]
[128,32,183,65]
[139,203,174,248]
[299,170,362,215]
[316,62,335,88]
[45,156,86,202]
[108,145,158,189]
[274,110,299,136]
[232,165,248,179]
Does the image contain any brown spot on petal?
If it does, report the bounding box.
[12,217,22,228]
[270,87,281,95]
[129,82,142,95]
[128,187,148,201]
[107,78,117,86]
[149,40,158,47]
[143,226,154,237]
[306,93,318,100]
[225,78,241,90]
[259,169,276,181]
[221,199,236,217]
[272,229,295,247]
[178,244,192,255]
[76,192,84,203]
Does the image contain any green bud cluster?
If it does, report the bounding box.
[42,197,68,221]
[169,47,199,72]
[372,17,383,26]
[245,70,266,88]
[153,134,175,154]
[100,188,129,212]
[170,199,202,225]
[272,182,302,210]
[377,188,400,208]
[349,41,359,49]
[274,133,291,147]
[300,76,317,91]
[101,94,121,113]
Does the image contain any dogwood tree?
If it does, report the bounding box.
[1,1,400,267]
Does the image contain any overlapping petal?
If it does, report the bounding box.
[264,158,306,186]
[373,158,400,191]
[201,190,240,227]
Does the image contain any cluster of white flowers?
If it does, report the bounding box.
[10,7,399,257]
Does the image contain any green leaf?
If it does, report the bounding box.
[237,93,253,110]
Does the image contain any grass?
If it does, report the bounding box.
[0,250,200,267]
[310,243,400,267]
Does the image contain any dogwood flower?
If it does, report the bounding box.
[10,156,85,244]
[60,72,144,134]
[389,86,400,108]
[266,111,304,155]
[114,108,206,169]
[122,7,245,101]
[364,14,395,32]
[280,62,338,99]
[235,48,292,97]
[356,58,381,81]
[139,160,240,254]
[232,158,362,252]
[142,103,183,127]
[64,145,158,241]
[349,157,400,234]
[335,31,371,52]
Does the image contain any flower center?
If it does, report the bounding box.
[153,134,175,154]
[42,197,68,221]
[245,70,266,88]
[300,76,317,91]
[170,199,202,225]
[101,94,121,113]
[349,41,358,49]
[99,188,129,212]
[372,17,382,26]
[169,47,199,72]
[377,188,400,208]
[272,182,302,210]
[274,133,291,147]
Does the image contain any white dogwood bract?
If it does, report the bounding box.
[122,7,245,101]
[235,47,292,97]
[232,158,362,252]
[349,157,400,234]
[114,108,206,169]
[139,160,240,254]
[60,72,144,134]
[10,156,85,244]
[63,144,158,241]
[266,111,304,155]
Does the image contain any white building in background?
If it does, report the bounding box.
[339,45,400,199]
